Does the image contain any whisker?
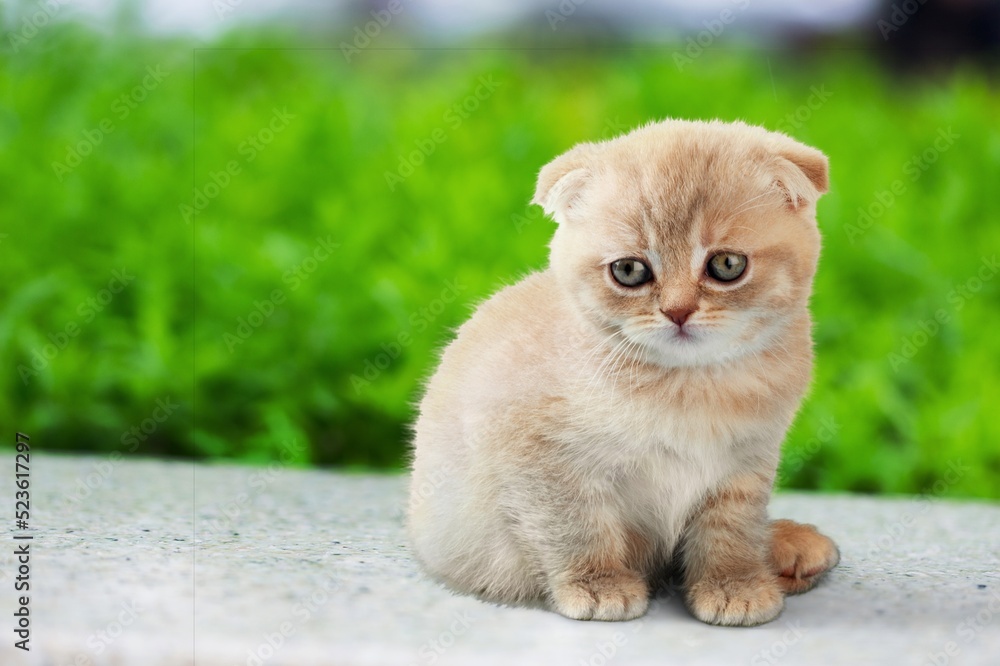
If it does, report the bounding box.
[584,335,631,400]
[597,336,635,398]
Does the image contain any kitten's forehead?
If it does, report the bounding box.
[594,148,773,260]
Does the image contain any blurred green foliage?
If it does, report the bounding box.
[1,23,998,497]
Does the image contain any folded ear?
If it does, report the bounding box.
[532,142,600,222]
[766,134,829,211]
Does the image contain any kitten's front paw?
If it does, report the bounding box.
[771,519,840,595]
[550,571,649,621]
[686,575,784,626]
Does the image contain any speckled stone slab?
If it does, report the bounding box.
[1,453,997,665]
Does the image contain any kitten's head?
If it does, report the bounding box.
[534,119,828,368]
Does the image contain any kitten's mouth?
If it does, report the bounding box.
[662,325,698,343]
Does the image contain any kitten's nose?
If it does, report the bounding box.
[661,307,696,327]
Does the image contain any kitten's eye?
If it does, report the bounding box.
[610,259,652,287]
[707,253,748,282]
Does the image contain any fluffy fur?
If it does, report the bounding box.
[407,119,839,626]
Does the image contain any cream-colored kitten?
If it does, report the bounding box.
[408,119,840,626]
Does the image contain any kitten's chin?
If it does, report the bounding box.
[632,326,763,369]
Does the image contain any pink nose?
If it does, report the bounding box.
[662,307,695,326]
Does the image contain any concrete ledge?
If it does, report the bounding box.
[2,454,998,665]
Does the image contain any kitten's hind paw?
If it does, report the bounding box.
[550,571,649,621]
[771,519,840,595]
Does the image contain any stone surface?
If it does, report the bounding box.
[1,453,998,665]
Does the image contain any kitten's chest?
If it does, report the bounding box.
[577,358,786,454]
[598,420,736,551]
[569,378,772,538]
[593,376,750,451]
[619,396,742,493]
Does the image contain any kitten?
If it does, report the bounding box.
[407,119,840,626]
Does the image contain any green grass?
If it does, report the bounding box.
[2,24,998,497]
